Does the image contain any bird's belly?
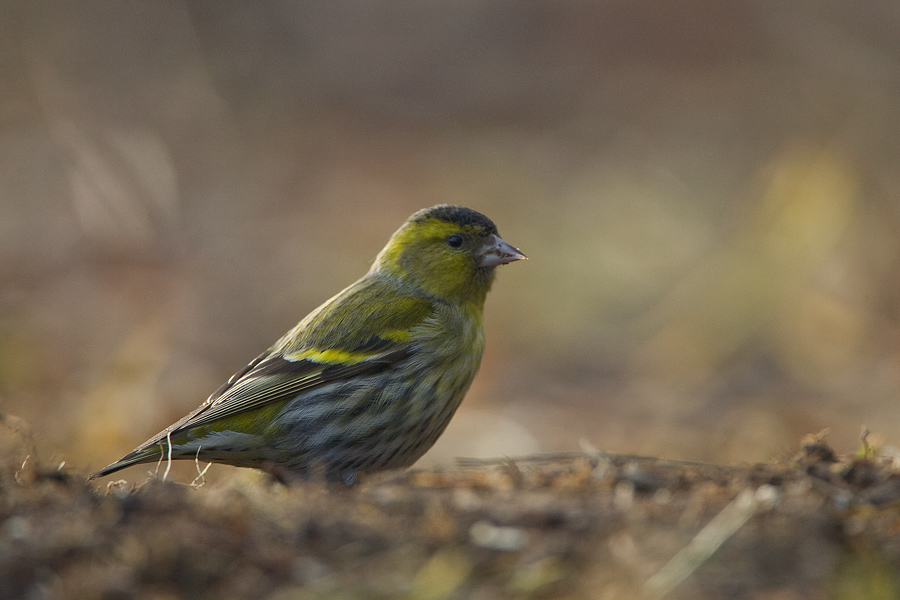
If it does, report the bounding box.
[271,356,478,480]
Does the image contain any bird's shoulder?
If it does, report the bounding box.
[279,273,443,357]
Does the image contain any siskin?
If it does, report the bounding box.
[91,205,525,484]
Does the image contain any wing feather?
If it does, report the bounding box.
[172,345,412,432]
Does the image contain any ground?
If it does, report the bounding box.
[2,417,899,600]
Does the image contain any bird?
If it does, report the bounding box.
[91,205,525,484]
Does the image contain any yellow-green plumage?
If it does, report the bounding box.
[91,205,525,484]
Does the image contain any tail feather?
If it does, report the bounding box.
[89,447,164,480]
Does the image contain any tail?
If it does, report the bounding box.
[89,447,165,480]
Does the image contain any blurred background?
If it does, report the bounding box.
[2,1,900,482]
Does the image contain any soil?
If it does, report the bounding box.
[2,418,899,600]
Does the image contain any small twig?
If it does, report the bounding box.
[190,446,211,488]
[457,451,746,473]
[162,431,173,482]
[859,426,873,459]
[456,452,583,467]
[643,489,759,600]
[153,441,165,477]
[15,455,31,484]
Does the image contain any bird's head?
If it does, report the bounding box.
[373,205,526,306]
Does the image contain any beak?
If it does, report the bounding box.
[477,234,527,268]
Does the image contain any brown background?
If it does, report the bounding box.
[2,1,900,482]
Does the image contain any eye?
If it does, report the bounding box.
[447,234,464,249]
